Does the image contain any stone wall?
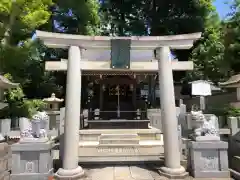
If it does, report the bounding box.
[148,105,185,132]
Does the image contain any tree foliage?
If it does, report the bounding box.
[0,0,239,101]
[100,0,227,82]
[0,0,62,99]
[0,0,53,45]
[223,0,240,73]
[53,0,100,35]
[100,0,214,36]
[185,13,229,83]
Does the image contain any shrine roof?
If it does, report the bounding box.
[36,30,201,50]
[219,74,240,88]
[0,75,19,89]
[43,93,64,103]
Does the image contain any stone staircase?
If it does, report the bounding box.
[77,128,164,163]
[230,156,240,179]
[99,134,140,145]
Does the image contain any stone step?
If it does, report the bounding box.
[78,144,164,163]
[79,128,162,141]
[99,138,139,145]
[100,134,139,140]
[229,168,240,180]
[231,156,240,172]
[78,155,163,163]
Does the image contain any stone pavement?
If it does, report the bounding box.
[79,165,233,180]
[52,150,233,180]
[82,165,168,180]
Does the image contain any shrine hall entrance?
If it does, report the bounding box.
[100,76,137,120]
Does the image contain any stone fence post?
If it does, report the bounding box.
[0,119,11,138]
[59,107,65,135]
[228,117,240,136]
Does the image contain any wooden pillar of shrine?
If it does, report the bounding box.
[99,83,103,111]
[148,75,152,106]
[151,75,156,107]
[132,83,137,111]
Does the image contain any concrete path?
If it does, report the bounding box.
[81,165,233,180]
[52,150,233,180]
[83,165,166,180]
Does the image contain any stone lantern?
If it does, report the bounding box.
[43,93,64,138]
[43,93,64,112]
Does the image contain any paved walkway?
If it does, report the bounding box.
[82,165,168,180]
[81,165,233,180]
[52,150,233,180]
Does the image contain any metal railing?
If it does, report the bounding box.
[87,109,148,120]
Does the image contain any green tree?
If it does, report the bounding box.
[100,0,214,36]
[223,0,240,73]
[0,0,62,98]
[185,12,229,83]
[36,0,101,98]
[48,0,100,35]
[100,0,226,82]
[0,0,53,45]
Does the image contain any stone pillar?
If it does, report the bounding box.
[156,47,187,178]
[55,46,84,179]
[199,96,206,111]
[237,87,240,101]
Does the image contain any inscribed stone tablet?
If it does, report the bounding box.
[200,150,219,171]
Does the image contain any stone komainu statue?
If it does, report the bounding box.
[20,111,49,138]
[191,110,219,137]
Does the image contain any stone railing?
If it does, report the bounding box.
[0,113,61,140]
[148,105,185,131]
[147,105,186,159]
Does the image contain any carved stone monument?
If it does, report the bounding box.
[11,111,53,180]
[190,111,220,141]
[187,111,230,178]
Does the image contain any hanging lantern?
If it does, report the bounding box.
[102,84,106,91]
[130,84,133,91]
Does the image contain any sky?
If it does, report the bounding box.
[214,0,232,19]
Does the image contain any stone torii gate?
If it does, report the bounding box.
[36,30,201,179]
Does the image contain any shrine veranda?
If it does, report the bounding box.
[36,30,201,179]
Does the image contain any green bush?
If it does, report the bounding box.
[226,106,240,117]
[206,105,229,116]
[21,99,47,118]
[207,105,240,117]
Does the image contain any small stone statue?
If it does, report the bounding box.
[190,110,220,141]
[20,111,49,143]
